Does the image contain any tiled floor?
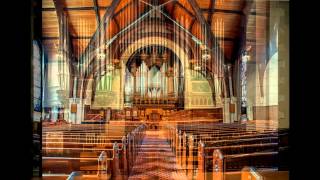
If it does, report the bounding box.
[129,130,188,180]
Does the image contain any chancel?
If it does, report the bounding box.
[32,0,289,179]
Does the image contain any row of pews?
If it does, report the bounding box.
[164,121,289,180]
[42,121,146,179]
[164,109,223,123]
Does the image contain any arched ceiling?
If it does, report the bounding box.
[42,0,268,63]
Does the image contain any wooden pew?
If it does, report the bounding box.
[200,141,279,179]
[241,167,263,180]
[163,122,282,180]
[42,123,146,180]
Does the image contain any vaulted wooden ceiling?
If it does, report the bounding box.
[42,0,268,63]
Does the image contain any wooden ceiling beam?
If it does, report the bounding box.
[113,1,134,18]
[207,0,215,26]
[175,1,195,19]
[42,36,256,42]
[52,0,74,59]
[42,36,92,40]
[231,0,254,62]
[188,18,196,31]
[114,18,120,31]
[170,0,177,16]
[201,8,243,15]
[79,0,121,63]
[93,0,100,24]
[42,6,109,11]
[201,8,263,16]
[186,0,226,61]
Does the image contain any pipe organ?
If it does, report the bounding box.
[125,46,184,108]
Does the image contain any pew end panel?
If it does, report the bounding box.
[241,167,264,180]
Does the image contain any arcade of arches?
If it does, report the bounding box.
[32,0,289,179]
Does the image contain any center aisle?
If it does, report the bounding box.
[129,130,188,180]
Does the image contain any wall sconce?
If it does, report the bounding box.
[201,48,211,61]
[242,46,252,62]
[242,53,250,62]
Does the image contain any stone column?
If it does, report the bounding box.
[227,64,237,123]
[133,75,136,95]
[223,98,230,123]
[69,98,84,124]
[277,1,289,129]
[133,74,137,104]
[246,102,253,121]
[63,105,69,122]
[76,99,84,124]
[167,67,174,97]
[145,68,148,98]
[68,99,75,124]
[240,51,250,122]
[227,64,234,98]
[168,76,173,94]
[51,106,58,122]
[83,78,94,105]
[230,97,238,123]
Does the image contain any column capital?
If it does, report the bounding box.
[231,97,237,102]
[223,98,231,103]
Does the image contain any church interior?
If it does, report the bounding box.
[32,0,289,179]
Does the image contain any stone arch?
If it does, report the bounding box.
[81,36,217,109]
[119,36,190,109]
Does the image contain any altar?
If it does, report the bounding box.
[144,108,164,129]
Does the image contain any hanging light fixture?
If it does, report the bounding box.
[96,48,106,60]
[201,45,211,62]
